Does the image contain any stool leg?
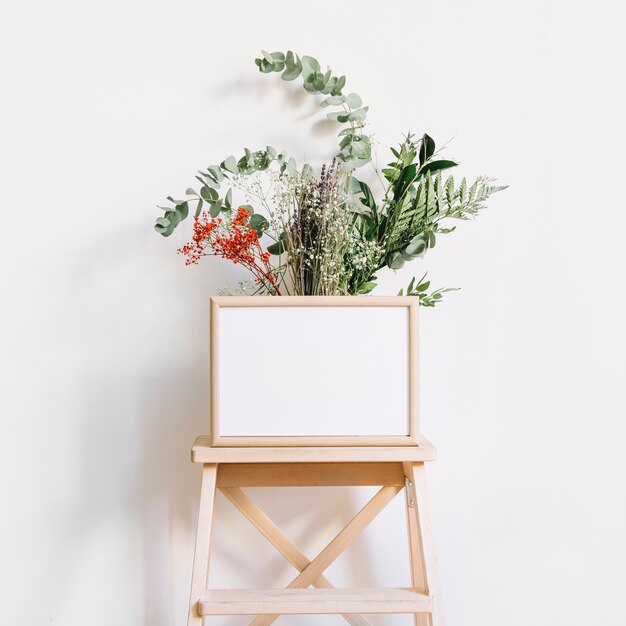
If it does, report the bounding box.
[403,462,444,626]
[187,463,218,626]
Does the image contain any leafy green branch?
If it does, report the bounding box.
[397,273,458,307]
[154,145,307,237]
[384,170,506,270]
[157,49,374,238]
[354,134,505,272]
[342,133,506,296]
[255,50,371,171]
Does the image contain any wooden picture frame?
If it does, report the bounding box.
[210,296,420,447]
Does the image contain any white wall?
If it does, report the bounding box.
[1,1,625,625]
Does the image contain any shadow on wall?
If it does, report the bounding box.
[134,354,381,626]
[207,73,339,140]
[56,75,390,626]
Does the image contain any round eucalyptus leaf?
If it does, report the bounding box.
[281,66,301,81]
[209,199,222,218]
[345,92,362,109]
[200,186,218,202]
[249,213,269,235]
[176,202,189,221]
[220,156,239,174]
[405,234,428,257]
[154,216,172,236]
[207,165,224,182]
[301,55,320,78]
[333,75,346,94]
[388,253,406,270]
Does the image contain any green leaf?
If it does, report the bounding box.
[207,165,224,182]
[224,188,233,209]
[270,51,285,63]
[209,199,222,218]
[420,159,457,176]
[154,216,172,236]
[284,157,297,175]
[249,213,269,235]
[267,232,287,255]
[200,186,218,202]
[301,55,320,78]
[220,156,239,174]
[357,281,377,294]
[345,92,362,109]
[382,167,400,181]
[388,252,405,270]
[333,75,346,94]
[194,198,203,217]
[281,65,301,81]
[419,134,436,164]
[320,76,336,94]
[394,163,417,198]
[347,106,368,122]
[405,234,428,257]
[321,95,345,107]
[357,180,377,212]
[349,137,371,160]
[255,57,274,74]
[176,202,189,221]
[301,163,314,179]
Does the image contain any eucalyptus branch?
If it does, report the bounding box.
[255,50,372,172]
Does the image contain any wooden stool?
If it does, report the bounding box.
[187,436,444,625]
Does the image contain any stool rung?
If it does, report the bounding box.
[197,587,433,615]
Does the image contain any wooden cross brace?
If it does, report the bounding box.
[223,483,400,626]
[188,462,442,626]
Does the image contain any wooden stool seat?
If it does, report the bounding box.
[192,435,437,464]
[187,437,444,625]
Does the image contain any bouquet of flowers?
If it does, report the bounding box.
[155,50,505,303]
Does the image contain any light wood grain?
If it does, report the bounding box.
[185,437,442,622]
[192,436,437,464]
[198,588,433,615]
[187,464,217,626]
[221,486,373,626]
[249,484,402,626]
[211,296,420,307]
[210,298,220,447]
[217,463,405,487]
[408,297,419,440]
[404,462,429,626]
[211,434,419,447]
[405,462,444,626]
